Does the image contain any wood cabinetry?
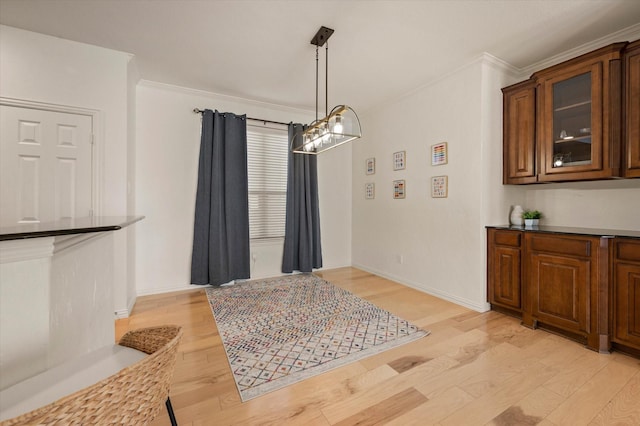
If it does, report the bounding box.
[536,44,625,181]
[487,227,640,355]
[523,233,601,349]
[502,80,536,184]
[502,41,635,184]
[487,228,522,311]
[612,239,640,354]
[624,40,640,178]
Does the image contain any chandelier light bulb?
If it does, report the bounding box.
[333,114,343,134]
[321,124,330,143]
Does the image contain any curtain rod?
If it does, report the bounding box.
[193,108,289,127]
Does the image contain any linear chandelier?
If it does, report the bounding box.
[293,26,362,155]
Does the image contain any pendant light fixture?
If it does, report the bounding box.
[293,26,362,154]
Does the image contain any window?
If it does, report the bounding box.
[247,125,288,239]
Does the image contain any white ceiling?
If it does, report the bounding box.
[1,0,640,113]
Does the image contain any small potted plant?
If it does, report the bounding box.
[522,210,542,227]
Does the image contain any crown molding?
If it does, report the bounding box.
[478,52,521,77]
[138,79,315,116]
[518,23,640,78]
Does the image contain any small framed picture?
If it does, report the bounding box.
[431,142,448,166]
[366,158,376,175]
[431,175,448,198]
[393,180,405,199]
[393,151,406,170]
[365,183,375,199]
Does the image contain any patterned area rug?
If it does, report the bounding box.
[205,274,429,401]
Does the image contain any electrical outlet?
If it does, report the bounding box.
[252,253,257,262]
[397,254,404,264]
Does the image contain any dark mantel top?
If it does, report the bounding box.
[0,216,145,241]
[486,224,640,239]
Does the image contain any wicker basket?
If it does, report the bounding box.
[1,325,183,426]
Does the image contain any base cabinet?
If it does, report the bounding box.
[487,227,640,355]
[613,239,640,354]
[524,233,600,350]
[487,229,522,312]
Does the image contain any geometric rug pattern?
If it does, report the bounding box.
[205,274,429,401]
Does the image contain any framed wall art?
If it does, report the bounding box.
[393,180,405,199]
[366,158,375,175]
[431,142,448,166]
[431,175,448,198]
[393,151,406,170]
[365,183,375,199]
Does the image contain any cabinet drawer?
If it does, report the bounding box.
[616,240,640,263]
[493,230,521,247]
[528,234,592,257]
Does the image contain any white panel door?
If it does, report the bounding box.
[0,106,93,226]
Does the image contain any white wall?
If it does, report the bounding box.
[522,180,640,230]
[0,233,115,390]
[352,55,516,311]
[49,234,115,368]
[135,81,352,295]
[479,57,526,227]
[122,56,140,317]
[0,25,136,316]
[0,239,52,389]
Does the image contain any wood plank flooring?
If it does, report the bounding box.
[115,267,640,425]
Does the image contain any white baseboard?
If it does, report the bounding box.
[135,264,353,298]
[113,295,138,319]
[114,308,129,319]
[136,284,198,297]
[352,263,490,313]
[137,276,302,296]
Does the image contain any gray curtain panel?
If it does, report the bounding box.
[191,109,250,286]
[282,123,323,273]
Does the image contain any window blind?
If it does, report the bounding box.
[247,126,288,239]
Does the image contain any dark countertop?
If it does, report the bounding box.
[486,224,640,239]
[0,216,145,241]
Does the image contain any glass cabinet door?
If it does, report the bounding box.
[540,61,604,179]
[551,72,593,168]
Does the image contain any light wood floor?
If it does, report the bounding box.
[115,267,640,426]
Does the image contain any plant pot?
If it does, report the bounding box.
[524,218,539,228]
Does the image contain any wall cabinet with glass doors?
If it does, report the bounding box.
[502,41,637,184]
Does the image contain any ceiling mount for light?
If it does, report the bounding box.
[293,26,362,155]
[310,26,334,47]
